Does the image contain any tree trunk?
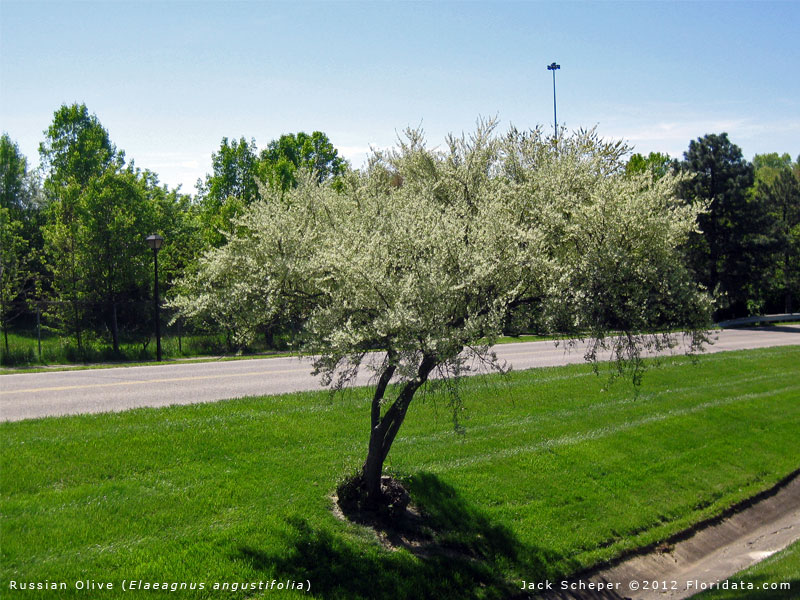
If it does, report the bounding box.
[361,354,437,505]
[1,296,7,355]
[362,362,397,502]
[362,424,387,502]
[73,299,83,356]
[111,302,119,354]
[264,325,274,349]
[785,251,793,315]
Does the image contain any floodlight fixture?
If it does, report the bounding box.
[547,62,561,139]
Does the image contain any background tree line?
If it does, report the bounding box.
[626,139,799,319]
[1,103,797,363]
[0,103,346,361]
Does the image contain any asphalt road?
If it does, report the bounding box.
[1,326,798,422]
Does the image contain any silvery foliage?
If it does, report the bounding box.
[171,120,710,391]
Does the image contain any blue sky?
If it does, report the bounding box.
[2,1,798,192]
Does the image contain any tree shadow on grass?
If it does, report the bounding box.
[236,472,566,600]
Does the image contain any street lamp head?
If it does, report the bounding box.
[547,62,560,71]
[146,234,164,251]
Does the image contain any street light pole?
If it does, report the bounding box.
[146,234,164,362]
[547,62,560,139]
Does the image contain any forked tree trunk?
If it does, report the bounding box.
[361,354,437,505]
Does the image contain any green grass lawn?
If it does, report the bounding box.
[0,330,234,366]
[0,330,551,373]
[692,540,799,600]
[1,346,799,599]
[0,330,294,371]
[0,348,296,376]
[0,330,296,372]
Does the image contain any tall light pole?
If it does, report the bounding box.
[146,234,164,362]
[547,62,560,139]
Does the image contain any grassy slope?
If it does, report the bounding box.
[1,346,799,599]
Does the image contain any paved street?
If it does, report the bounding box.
[1,327,798,422]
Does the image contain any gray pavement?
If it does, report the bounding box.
[1,327,798,422]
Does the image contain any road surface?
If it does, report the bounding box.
[1,326,798,422]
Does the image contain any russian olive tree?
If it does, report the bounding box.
[173,122,710,509]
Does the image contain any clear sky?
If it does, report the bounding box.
[2,0,798,192]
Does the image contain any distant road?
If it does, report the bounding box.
[1,327,798,422]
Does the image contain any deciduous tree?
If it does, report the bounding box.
[1,134,30,214]
[79,167,158,352]
[173,122,710,510]
[0,135,40,353]
[755,165,800,313]
[39,103,118,188]
[0,206,29,354]
[625,151,674,179]
[198,137,260,248]
[258,131,347,191]
[39,104,122,350]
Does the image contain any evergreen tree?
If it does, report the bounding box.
[680,133,761,318]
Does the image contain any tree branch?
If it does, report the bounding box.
[378,354,437,462]
[371,361,396,430]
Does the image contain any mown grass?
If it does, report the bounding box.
[0,330,291,369]
[0,330,551,372]
[0,348,295,376]
[0,330,225,365]
[1,346,799,599]
[693,540,799,600]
